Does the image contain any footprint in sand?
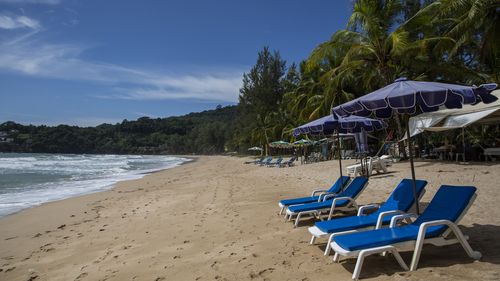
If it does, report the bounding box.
[75,272,88,280]
[210,261,219,270]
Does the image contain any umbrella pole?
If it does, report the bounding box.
[336,130,343,183]
[406,117,420,215]
[462,127,466,163]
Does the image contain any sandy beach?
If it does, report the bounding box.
[1,156,499,281]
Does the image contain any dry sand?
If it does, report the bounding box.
[0,156,499,281]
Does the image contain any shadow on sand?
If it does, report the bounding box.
[322,223,500,279]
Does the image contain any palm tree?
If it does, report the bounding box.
[436,0,500,82]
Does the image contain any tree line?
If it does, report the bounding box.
[0,106,237,154]
[233,0,499,151]
[1,0,498,155]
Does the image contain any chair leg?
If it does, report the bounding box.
[310,236,316,245]
[353,246,408,280]
[325,235,333,256]
[294,213,302,228]
[333,252,340,263]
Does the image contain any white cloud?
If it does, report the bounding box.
[0,14,41,30]
[113,75,243,102]
[0,37,244,102]
[0,0,61,4]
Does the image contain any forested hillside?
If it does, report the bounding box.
[0,106,238,154]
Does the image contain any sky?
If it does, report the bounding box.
[0,0,352,126]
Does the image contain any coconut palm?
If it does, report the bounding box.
[436,0,499,82]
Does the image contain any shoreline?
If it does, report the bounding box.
[0,155,196,219]
[1,156,499,280]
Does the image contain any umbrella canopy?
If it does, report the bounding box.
[293,114,387,184]
[247,146,263,151]
[269,140,291,148]
[332,78,498,214]
[293,139,313,146]
[293,114,387,136]
[332,77,497,118]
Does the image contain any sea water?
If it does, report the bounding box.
[0,153,190,217]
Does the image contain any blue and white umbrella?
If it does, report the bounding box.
[333,77,497,118]
[293,114,387,182]
[332,77,498,213]
[293,114,387,136]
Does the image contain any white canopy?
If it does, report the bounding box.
[408,89,500,137]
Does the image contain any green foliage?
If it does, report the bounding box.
[234,46,298,150]
[0,106,238,155]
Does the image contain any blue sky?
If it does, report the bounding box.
[0,0,352,126]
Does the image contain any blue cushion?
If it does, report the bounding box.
[315,179,428,233]
[377,179,427,213]
[340,177,368,198]
[335,225,422,251]
[289,199,350,213]
[288,177,368,213]
[279,176,350,207]
[334,185,476,251]
[280,195,321,206]
[412,185,476,235]
[316,215,383,233]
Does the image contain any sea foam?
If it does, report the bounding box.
[0,153,190,217]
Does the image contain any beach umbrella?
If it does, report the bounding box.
[332,77,498,214]
[293,139,314,161]
[248,146,263,156]
[293,139,313,146]
[293,114,387,182]
[269,140,291,156]
[293,114,387,135]
[269,140,290,147]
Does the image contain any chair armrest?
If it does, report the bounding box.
[327,197,358,220]
[374,210,405,229]
[322,193,338,201]
[318,191,342,202]
[357,204,380,216]
[311,189,329,196]
[390,213,417,228]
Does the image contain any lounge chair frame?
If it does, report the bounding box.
[309,190,426,249]
[329,194,480,280]
[285,187,366,227]
[278,177,350,215]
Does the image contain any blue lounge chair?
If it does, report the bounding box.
[286,177,369,227]
[329,185,480,280]
[309,179,427,253]
[267,157,283,167]
[278,176,350,215]
[253,157,268,165]
[244,157,264,164]
[279,156,297,168]
[259,157,272,166]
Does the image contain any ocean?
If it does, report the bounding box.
[0,153,190,217]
